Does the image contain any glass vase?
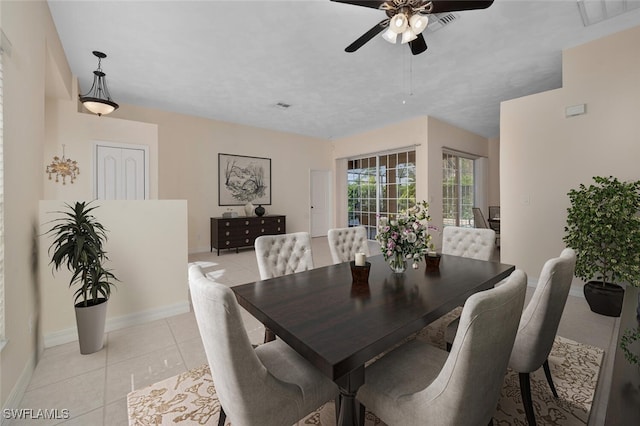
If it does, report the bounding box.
[388,252,407,273]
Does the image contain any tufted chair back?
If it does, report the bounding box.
[327,226,370,264]
[255,232,314,280]
[441,226,495,261]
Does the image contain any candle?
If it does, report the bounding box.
[355,252,366,266]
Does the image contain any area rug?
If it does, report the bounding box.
[127,309,604,425]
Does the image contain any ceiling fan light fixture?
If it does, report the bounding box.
[382,27,399,44]
[409,14,429,34]
[78,51,119,116]
[401,28,417,44]
[389,13,408,34]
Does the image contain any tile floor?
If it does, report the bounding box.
[9,238,619,425]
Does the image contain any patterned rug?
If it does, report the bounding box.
[127,309,604,425]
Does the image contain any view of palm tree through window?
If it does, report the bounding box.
[443,152,475,227]
[348,150,416,239]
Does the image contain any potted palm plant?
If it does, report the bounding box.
[47,201,118,354]
[563,176,640,317]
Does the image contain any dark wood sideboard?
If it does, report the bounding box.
[605,285,640,425]
[210,215,286,255]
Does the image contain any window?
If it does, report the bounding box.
[347,149,416,238]
[443,151,475,227]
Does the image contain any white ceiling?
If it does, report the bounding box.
[47,0,640,140]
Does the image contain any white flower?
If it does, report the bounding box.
[406,232,417,243]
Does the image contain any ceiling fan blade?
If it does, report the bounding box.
[429,1,494,13]
[330,0,386,9]
[409,33,428,55]
[345,19,388,52]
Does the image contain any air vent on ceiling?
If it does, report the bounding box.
[275,102,291,109]
[424,12,460,34]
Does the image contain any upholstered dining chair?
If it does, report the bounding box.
[255,232,314,342]
[327,226,370,264]
[445,248,577,426]
[472,207,489,229]
[441,226,496,261]
[357,269,527,426]
[188,265,339,426]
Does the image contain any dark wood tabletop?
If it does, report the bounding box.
[233,253,515,425]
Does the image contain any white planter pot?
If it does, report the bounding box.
[74,298,108,354]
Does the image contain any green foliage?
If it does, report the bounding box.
[46,202,118,306]
[563,176,640,287]
[620,327,640,365]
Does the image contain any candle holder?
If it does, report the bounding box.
[425,253,441,271]
[350,261,371,285]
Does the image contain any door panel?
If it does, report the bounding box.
[96,143,147,200]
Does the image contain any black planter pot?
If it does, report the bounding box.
[584,281,625,317]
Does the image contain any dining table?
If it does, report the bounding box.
[232,253,515,426]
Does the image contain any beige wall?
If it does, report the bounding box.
[38,200,189,346]
[109,105,334,253]
[44,88,159,200]
[332,116,491,249]
[0,0,71,410]
[426,116,490,247]
[500,25,640,286]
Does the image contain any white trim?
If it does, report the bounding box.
[43,301,190,348]
[0,352,36,425]
[338,144,422,161]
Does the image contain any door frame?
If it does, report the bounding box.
[92,140,150,200]
[309,169,333,237]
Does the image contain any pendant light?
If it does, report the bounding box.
[79,51,119,116]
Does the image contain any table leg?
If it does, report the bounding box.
[335,366,365,426]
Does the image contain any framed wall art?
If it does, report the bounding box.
[218,153,272,206]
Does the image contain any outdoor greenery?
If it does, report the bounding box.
[563,176,640,287]
[620,326,640,365]
[47,202,118,306]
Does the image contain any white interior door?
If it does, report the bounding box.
[310,170,331,237]
[95,142,148,200]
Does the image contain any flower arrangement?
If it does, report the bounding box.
[376,200,433,271]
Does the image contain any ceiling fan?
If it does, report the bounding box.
[331,1,494,55]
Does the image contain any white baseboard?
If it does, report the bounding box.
[1,352,36,425]
[43,301,191,349]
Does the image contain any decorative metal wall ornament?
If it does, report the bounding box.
[79,51,119,116]
[46,145,79,185]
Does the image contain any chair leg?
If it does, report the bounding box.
[542,359,559,398]
[218,407,226,426]
[519,373,537,426]
[358,401,366,426]
[264,327,275,343]
[335,395,341,425]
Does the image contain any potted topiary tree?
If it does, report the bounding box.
[563,176,640,317]
[47,201,118,354]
